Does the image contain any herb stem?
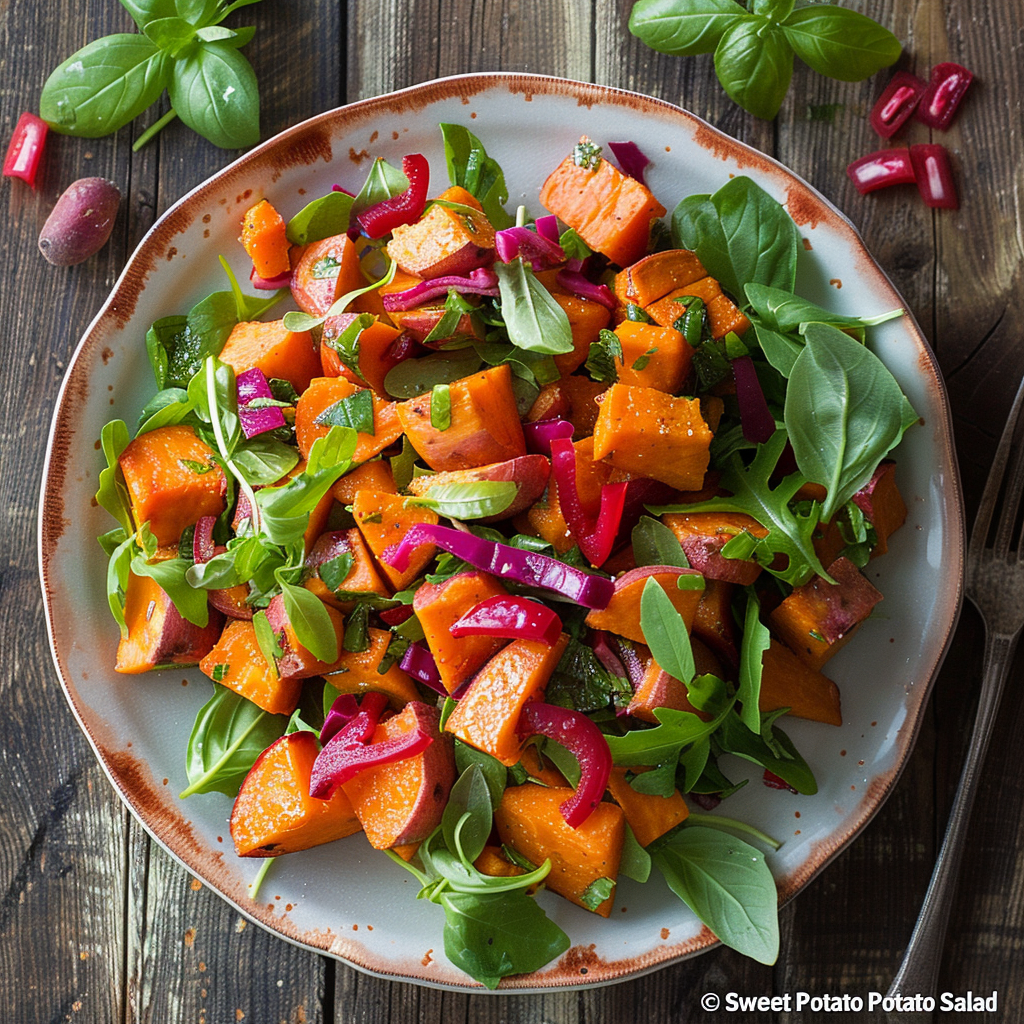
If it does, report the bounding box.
[133,109,178,153]
[686,812,783,851]
[247,858,274,900]
[204,356,262,535]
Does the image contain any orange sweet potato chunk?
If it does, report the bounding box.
[294,376,403,463]
[759,638,842,726]
[613,249,707,308]
[241,199,290,279]
[219,319,320,394]
[606,766,689,847]
[290,232,365,317]
[322,627,420,708]
[613,319,693,393]
[385,200,495,279]
[351,489,439,591]
[119,424,226,546]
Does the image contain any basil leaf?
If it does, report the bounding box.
[136,387,195,435]
[119,0,178,30]
[671,176,799,297]
[544,637,632,713]
[442,764,493,865]
[105,532,136,636]
[40,35,168,137]
[782,6,901,82]
[252,607,283,672]
[652,825,779,964]
[753,0,793,18]
[429,384,452,431]
[422,289,476,346]
[318,552,354,592]
[558,227,592,262]
[286,191,354,245]
[407,481,517,520]
[231,436,300,486]
[144,16,198,54]
[181,685,288,798]
[351,157,409,220]
[187,357,239,451]
[632,515,689,568]
[169,41,259,149]
[736,588,771,733]
[341,601,371,653]
[185,291,242,359]
[785,324,908,523]
[494,259,575,355]
[454,741,507,810]
[439,123,513,229]
[620,825,652,882]
[314,389,375,434]
[580,877,616,912]
[383,347,483,399]
[628,0,751,56]
[639,577,695,685]
[714,18,794,121]
[96,419,133,536]
[177,0,220,23]
[280,580,338,664]
[752,321,803,378]
[130,553,210,627]
[746,283,903,334]
[438,889,570,990]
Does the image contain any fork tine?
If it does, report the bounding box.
[970,371,1024,558]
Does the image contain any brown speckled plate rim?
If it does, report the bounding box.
[38,72,965,991]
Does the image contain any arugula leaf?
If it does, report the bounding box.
[439,123,513,229]
[715,712,817,794]
[407,481,517,521]
[651,825,779,964]
[494,259,575,355]
[286,191,354,245]
[671,176,800,298]
[180,685,288,798]
[785,323,912,523]
[40,35,168,137]
[652,430,828,586]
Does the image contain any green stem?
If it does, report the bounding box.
[133,109,178,153]
[247,858,274,900]
[686,813,783,851]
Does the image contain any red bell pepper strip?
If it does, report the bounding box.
[355,153,429,239]
[3,112,49,188]
[320,690,386,747]
[846,148,916,195]
[449,595,562,646]
[380,523,615,609]
[916,62,974,130]
[549,436,628,568]
[869,71,928,139]
[910,144,959,210]
[517,702,612,828]
[399,640,445,693]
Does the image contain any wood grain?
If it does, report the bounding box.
[1,0,1021,1020]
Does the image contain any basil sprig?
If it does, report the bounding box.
[629,0,901,120]
[40,0,266,150]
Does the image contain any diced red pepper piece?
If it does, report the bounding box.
[870,71,928,139]
[846,149,917,195]
[916,62,974,130]
[549,436,628,568]
[3,112,49,188]
[449,595,563,646]
[909,144,959,210]
[517,702,612,828]
[355,153,430,239]
[763,769,797,794]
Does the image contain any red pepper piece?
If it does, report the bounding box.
[846,148,916,195]
[916,62,974,130]
[518,702,612,828]
[869,71,928,139]
[549,436,628,568]
[909,144,959,210]
[762,769,797,794]
[3,112,49,188]
[320,690,387,747]
[355,153,430,239]
[449,595,563,646]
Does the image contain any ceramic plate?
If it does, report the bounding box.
[39,73,964,990]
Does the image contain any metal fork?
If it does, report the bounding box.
[887,371,1024,1015]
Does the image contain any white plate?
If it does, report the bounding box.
[39,73,964,991]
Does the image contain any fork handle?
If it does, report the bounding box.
[886,629,1016,1018]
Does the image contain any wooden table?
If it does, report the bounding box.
[3,1,1021,1020]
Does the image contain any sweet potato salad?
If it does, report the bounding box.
[96,124,914,986]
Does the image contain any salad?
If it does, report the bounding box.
[95,123,915,987]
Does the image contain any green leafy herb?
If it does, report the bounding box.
[585,328,623,382]
[632,515,690,569]
[350,157,409,221]
[736,588,771,733]
[181,684,288,798]
[544,637,632,712]
[252,608,282,673]
[715,712,817,794]
[493,259,575,355]
[785,323,914,523]
[319,552,354,592]
[315,388,375,434]
[580,877,616,911]
[320,311,375,385]
[639,576,696,685]
[130,549,210,626]
[342,601,372,653]
[572,138,602,170]
[279,578,339,664]
[96,419,133,536]
[383,347,483,400]
[651,825,779,963]
[629,0,900,121]
[430,384,452,431]
[439,123,513,229]
[407,481,518,521]
[286,190,354,245]
[40,1,266,149]
[559,227,592,261]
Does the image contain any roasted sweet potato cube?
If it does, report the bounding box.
[303,528,391,611]
[322,627,420,707]
[606,766,689,847]
[759,638,842,726]
[768,556,883,671]
[385,202,495,279]
[294,376,403,463]
[613,249,707,308]
[643,278,723,327]
[592,384,713,492]
[494,783,625,916]
[330,459,397,505]
[852,459,907,557]
[219,319,320,394]
[119,424,226,546]
[692,577,740,669]
[351,489,439,591]
[613,319,693,393]
[264,593,345,679]
[290,232,365,317]
[230,732,362,856]
[241,198,289,279]
[663,511,768,585]
[533,269,613,377]
[585,566,704,644]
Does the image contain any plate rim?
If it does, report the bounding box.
[37,71,966,991]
